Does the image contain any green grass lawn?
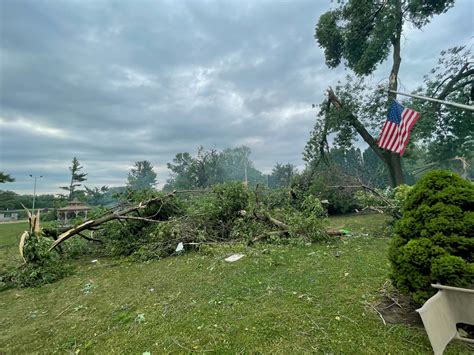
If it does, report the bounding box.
[0,221,28,272]
[0,215,470,353]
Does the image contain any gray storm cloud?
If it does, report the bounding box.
[0,0,472,193]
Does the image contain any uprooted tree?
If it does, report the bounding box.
[307,0,465,187]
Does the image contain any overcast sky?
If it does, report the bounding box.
[1,0,472,194]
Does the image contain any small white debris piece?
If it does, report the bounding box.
[91,259,98,263]
[224,253,245,262]
[175,242,184,252]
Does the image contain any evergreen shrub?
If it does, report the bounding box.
[389,170,474,304]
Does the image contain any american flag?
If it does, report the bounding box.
[377,101,420,155]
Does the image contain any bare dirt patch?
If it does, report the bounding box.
[374,281,423,327]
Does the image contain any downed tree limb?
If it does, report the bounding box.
[19,231,28,263]
[116,215,165,223]
[78,233,103,244]
[50,188,351,253]
[326,229,346,236]
[49,191,177,251]
[253,211,289,230]
[249,230,287,244]
[329,183,402,219]
[252,208,345,241]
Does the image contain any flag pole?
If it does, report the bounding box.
[388,90,474,112]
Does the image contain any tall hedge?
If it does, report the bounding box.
[389,170,474,304]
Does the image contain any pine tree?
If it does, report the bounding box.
[60,157,88,200]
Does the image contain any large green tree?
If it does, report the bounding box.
[85,185,111,206]
[269,163,297,188]
[409,46,473,178]
[127,160,157,190]
[311,0,456,186]
[60,157,88,200]
[164,146,266,190]
[166,146,224,190]
[220,146,266,186]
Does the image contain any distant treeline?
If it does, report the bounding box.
[0,187,126,211]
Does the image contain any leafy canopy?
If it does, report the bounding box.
[165,146,266,190]
[315,0,454,75]
[269,163,297,188]
[409,46,473,173]
[127,160,157,191]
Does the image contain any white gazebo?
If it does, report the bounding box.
[57,199,90,226]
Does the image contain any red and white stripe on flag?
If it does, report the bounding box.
[377,102,420,156]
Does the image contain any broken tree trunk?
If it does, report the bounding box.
[49,191,177,251]
[253,211,289,230]
[252,210,345,239]
[326,87,405,187]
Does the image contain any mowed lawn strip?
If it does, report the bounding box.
[0,215,470,353]
[0,221,28,272]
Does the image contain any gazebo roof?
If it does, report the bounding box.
[58,199,90,212]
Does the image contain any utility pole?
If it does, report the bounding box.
[29,174,43,215]
[244,160,248,185]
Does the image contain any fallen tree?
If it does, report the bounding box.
[6,183,352,289]
[49,190,178,250]
[47,184,346,255]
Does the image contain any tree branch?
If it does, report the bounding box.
[78,233,103,243]
[49,191,177,250]
[327,87,385,160]
[253,210,289,230]
[329,183,401,218]
[435,64,473,100]
[116,215,165,223]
